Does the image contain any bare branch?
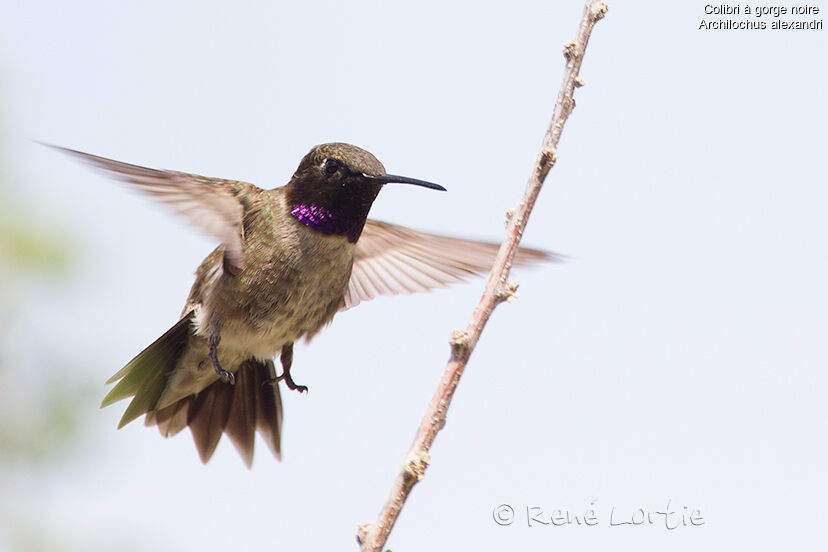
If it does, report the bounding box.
[357,1,608,549]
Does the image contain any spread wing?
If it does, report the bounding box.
[48,145,249,270]
[344,219,558,309]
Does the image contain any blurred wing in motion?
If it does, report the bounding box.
[47,145,250,271]
[344,219,558,309]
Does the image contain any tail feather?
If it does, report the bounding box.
[102,315,284,466]
[188,380,234,464]
[224,361,259,466]
[169,359,282,467]
[255,360,283,460]
[146,400,189,438]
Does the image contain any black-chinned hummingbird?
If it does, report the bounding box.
[50,143,552,467]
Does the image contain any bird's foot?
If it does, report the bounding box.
[278,370,308,394]
[263,372,308,394]
[267,341,307,393]
[208,341,235,385]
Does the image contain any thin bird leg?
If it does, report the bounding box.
[268,342,308,394]
[208,322,235,385]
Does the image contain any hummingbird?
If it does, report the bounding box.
[50,142,552,467]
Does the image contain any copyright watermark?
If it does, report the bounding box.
[493,500,705,530]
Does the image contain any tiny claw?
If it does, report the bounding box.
[289,382,309,394]
[217,368,235,385]
[280,370,308,393]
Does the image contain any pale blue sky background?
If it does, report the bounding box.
[1,1,826,550]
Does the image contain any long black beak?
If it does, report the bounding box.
[364,173,446,191]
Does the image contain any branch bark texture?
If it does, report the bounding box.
[358,2,608,549]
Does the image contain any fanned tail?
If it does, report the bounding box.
[144,359,283,467]
[101,313,283,467]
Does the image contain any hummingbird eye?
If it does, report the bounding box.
[324,158,341,176]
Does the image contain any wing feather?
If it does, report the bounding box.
[48,145,250,270]
[344,219,557,309]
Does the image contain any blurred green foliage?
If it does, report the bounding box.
[0,135,104,550]
[0,218,70,273]
[0,177,84,462]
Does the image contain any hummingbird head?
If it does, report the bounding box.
[285,143,445,242]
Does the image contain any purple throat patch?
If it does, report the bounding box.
[290,204,361,242]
